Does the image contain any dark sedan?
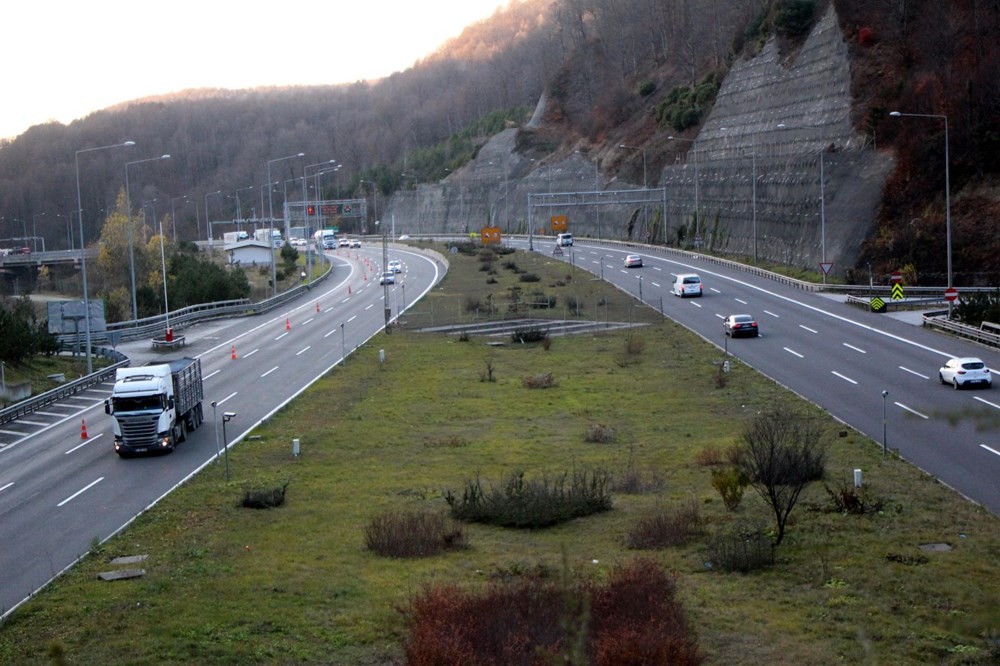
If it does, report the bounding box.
[723,314,759,337]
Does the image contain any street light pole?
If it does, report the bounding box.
[204,190,221,245]
[267,151,305,239]
[170,194,188,242]
[890,110,952,318]
[31,213,45,253]
[76,140,135,375]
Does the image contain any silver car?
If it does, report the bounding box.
[938,357,991,389]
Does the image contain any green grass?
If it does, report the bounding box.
[1,243,998,665]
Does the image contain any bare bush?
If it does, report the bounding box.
[522,372,557,389]
[624,334,644,355]
[625,501,702,549]
[364,510,466,558]
[824,482,886,515]
[241,481,289,509]
[694,446,725,466]
[731,406,827,546]
[585,423,616,443]
[704,520,774,573]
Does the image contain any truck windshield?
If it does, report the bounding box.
[112,395,164,412]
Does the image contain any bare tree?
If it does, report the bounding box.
[732,406,826,546]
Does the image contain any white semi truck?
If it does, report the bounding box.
[105,358,205,457]
[314,229,336,250]
[223,230,249,243]
[254,228,283,247]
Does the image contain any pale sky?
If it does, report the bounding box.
[2,1,509,140]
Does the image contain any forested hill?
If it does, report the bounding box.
[0,0,997,282]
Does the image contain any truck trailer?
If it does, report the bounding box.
[254,228,283,247]
[223,230,249,244]
[314,229,336,250]
[105,358,205,457]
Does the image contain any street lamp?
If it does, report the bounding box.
[125,155,170,321]
[170,194,189,242]
[56,213,73,250]
[266,151,305,234]
[75,139,134,374]
[31,213,46,253]
[890,110,952,318]
[204,190,222,244]
[234,186,253,229]
[221,411,236,481]
[667,136,701,247]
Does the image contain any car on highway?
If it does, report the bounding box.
[938,357,991,389]
[291,237,307,247]
[671,273,703,297]
[338,238,351,247]
[350,239,361,248]
[556,233,573,246]
[388,259,402,273]
[379,271,395,285]
[723,314,759,337]
[624,254,643,268]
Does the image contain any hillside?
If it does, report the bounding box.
[0,0,997,286]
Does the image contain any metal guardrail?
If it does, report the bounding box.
[2,255,336,426]
[0,348,129,426]
[922,314,1000,348]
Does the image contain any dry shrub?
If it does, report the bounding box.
[541,335,552,351]
[401,557,703,665]
[824,482,886,515]
[365,510,466,558]
[463,296,481,313]
[704,520,774,573]
[522,372,557,389]
[624,334,645,355]
[240,481,289,509]
[625,501,702,549]
[694,446,725,466]
[585,423,615,443]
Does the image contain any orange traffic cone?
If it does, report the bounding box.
[231,345,237,359]
[285,318,291,331]
[80,419,88,439]
[316,302,320,313]
[348,285,352,294]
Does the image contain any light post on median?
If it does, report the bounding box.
[204,190,221,245]
[667,136,701,247]
[266,151,305,241]
[170,194,189,242]
[76,140,135,374]
[31,213,45,253]
[890,110,953,319]
[234,186,253,231]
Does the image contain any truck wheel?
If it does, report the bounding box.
[178,420,187,443]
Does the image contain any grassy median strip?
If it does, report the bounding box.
[1,242,997,664]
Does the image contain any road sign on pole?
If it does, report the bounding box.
[819,262,833,275]
[890,270,903,284]
[944,287,959,302]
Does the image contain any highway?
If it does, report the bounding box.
[0,245,443,618]
[528,239,1000,514]
[1,238,997,619]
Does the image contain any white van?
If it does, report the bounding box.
[556,233,573,247]
[671,273,703,297]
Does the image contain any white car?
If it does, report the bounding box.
[624,254,643,268]
[379,271,395,285]
[388,259,402,273]
[671,273,703,297]
[938,357,991,389]
[350,239,361,248]
[337,238,350,247]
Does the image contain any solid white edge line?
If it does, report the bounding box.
[981,444,1000,457]
[0,482,14,493]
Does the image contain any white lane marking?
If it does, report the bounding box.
[843,343,867,354]
[302,317,314,326]
[296,346,312,356]
[714,313,725,319]
[365,303,375,310]
[710,287,721,294]
[0,482,14,493]
[275,332,288,341]
[57,477,104,507]
[341,298,351,304]
[348,315,358,323]
[899,366,929,380]
[652,266,662,271]
[973,396,1000,410]
[784,347,804,358]
[261,366,279,378]
[204,369,221,380]
[651,282,661,288]
[895,402,929,419]
[763,310,779,318]
[17,420,48,426]
[0,428,26,436]
[324,329,337,338]
[690,301,703,308]
[832,371,857,384]
[735,298,748,304]
[245,348,260,357]
[36,410,68,417]
[66,433,104,454]
[799,325,818,334]
[982,445,1000,457]
[324,307,334,313]
[216,392,237,406]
